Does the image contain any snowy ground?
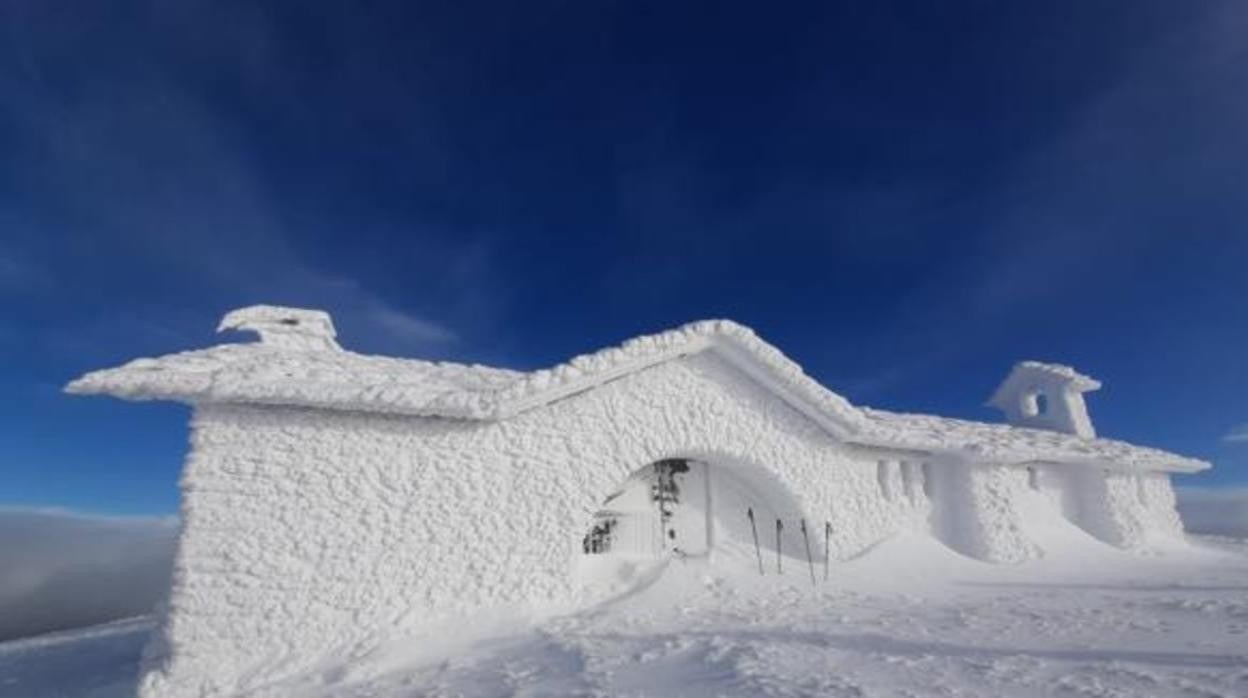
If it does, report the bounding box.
[0,617,151,698]
[3,533,1247,697]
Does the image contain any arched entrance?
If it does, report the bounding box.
[583,459,713,558]
[579,456,806,572]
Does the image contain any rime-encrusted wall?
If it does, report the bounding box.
[139,351,922,696]
[1137,472,1184,537]
[1067,469,1184,548]
[924,463,1183,561]
[64,307,1204,696]
[924,462,1040,563]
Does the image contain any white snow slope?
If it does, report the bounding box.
[5,534,1247,698]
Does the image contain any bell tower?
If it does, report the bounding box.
[987,361,1101,438]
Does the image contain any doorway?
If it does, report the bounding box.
[583,458,712,558]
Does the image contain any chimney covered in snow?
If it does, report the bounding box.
[987,361,1100,438]
[217,305,341,352]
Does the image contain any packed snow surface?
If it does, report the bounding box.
[6,535,1247,698]
[67,314,1207,473]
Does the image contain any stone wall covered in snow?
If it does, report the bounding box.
[140,351,925,695]
[66,308,1201,697]
[1067,469,1184,548]
[925,463,1040,564]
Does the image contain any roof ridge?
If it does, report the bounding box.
[486,320,865,437]
[65,310,1207,474]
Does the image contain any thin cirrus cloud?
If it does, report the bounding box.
[1222,424,1248,443]
[368,304,458,345]
[4,11,483,359]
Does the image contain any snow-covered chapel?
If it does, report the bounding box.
[69,305,1208,696]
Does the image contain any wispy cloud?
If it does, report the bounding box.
[842,1,1248,398]
[2,3,493,359]
[368,304,457,344]
[1223,424,1248,443]
[0,507,177,642]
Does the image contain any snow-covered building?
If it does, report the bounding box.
[68,305,1208,696]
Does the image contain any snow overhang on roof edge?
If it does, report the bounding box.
[65,308,1209,475]
[843,436,1209,475]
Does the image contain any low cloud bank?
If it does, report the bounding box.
[1176,487,1248,538]
[0,508,177,643]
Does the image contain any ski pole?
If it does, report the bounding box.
[775,519,783,574]
[653,462,667,552]
[801,519,816,586]
[824,521,831,582]
[747,507,764,575]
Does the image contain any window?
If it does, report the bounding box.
[1021,390,1048,417]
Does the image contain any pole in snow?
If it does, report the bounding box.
[775,519,784,574]
[824,521,831,582]
[800,519,816,586]
[653,462,666,553]
[747,507,764,575]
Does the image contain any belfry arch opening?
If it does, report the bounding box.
[578,456,807,570]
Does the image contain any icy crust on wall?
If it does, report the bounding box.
[923,463,1039,564]
[1067,470,1184,548]
[68,314,1208,474]
[137,352,926,696]
[924,461,1185,562]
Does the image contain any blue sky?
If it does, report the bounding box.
[2,1,1246,514]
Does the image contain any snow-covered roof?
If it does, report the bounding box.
[67,305,1208,473]
[67,341,523,418]
[856,409,1206,473]
[67,308,864,435]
